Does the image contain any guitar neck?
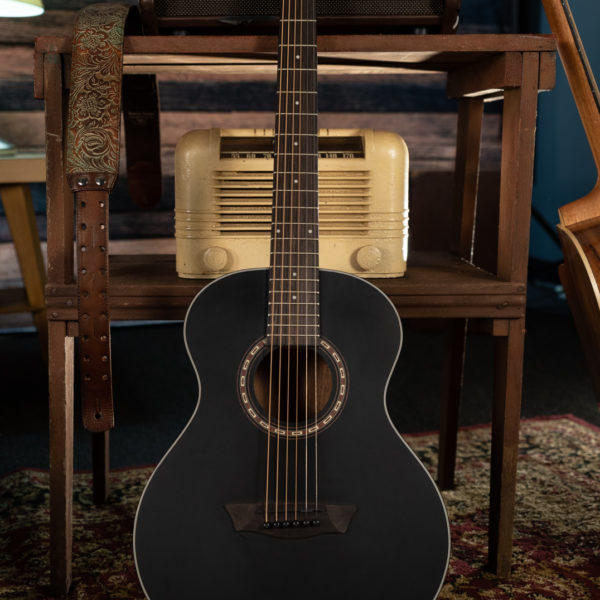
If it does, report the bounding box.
[542,0,600,225]
[268,0,319,344]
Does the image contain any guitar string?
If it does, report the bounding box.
[305,0,313,517]
[283,0,298,523]
[274,0,294,523]
[295,0,303,524]
[309,0,319,519]
[287,0,303,525]
[265,0,288,525]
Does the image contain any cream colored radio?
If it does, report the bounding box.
[175,128,409,278]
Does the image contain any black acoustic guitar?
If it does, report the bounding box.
[134,1,450,597]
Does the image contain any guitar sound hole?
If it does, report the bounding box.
[253,347,333,426]
[238,338,348,438]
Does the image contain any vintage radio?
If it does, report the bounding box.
[141,0,461,34]
[175,128,409,279]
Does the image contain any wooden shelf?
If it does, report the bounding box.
[46,251,526,321]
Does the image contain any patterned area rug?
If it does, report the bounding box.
[1,415,599,599]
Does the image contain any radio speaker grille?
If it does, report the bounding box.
[213,170,371,236]
[154,0,445,18]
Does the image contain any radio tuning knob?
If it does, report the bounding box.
[202,247,228,272]
[356,245,382,271]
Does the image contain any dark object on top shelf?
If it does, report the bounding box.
[139,0,461,35]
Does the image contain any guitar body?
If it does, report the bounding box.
[134,268,450,599]
[542,0,600,402]
[557,222,600,400]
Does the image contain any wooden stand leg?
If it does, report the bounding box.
[92,431,110,504]
[488,317,525,577]
[49,320,74,596]
[438,97,483,490]
[438,318,467,489]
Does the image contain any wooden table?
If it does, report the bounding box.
[34,33,556,594]
[0,153,47,357]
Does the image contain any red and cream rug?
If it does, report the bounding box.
[1,415,599,599]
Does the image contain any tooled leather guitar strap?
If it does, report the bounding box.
[66,3,158,432]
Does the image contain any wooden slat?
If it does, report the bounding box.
[0,46,38,79]
[34,33,557,62]
[44,251,527,322]
[0,10,74,45]
[0,76,458,112]
[0,111,502,173]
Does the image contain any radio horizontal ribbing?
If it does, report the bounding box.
[174,169,406,236]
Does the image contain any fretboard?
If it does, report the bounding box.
[268,0,319,345]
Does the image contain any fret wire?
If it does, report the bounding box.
[267,325,319,342]
[272,222,318,226]
[271,238,319,241]
[270,252,319,256]
[268,314,320,317]
[266,333,320,337]
[274,152,318,156]
[267,324,319,328]
[269,293,319,296]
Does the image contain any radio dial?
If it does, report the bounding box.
[203,247,228,272]
[356,246,382,271]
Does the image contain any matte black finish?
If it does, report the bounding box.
[134,269,449,599]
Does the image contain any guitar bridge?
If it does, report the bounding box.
[225,503,357,538]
